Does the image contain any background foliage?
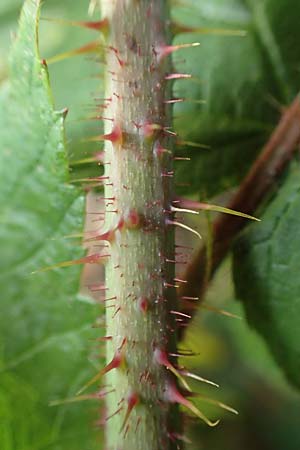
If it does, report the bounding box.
[1,1,300,449]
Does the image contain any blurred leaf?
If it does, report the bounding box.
[233,161,300,389]
[0,0,103,179]
[0,1,100,448]
[173,0,300,197]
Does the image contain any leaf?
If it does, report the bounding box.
[0,1,100,448]
[172,0,300,197]
[0,0,102,180]
[233,161,300,389]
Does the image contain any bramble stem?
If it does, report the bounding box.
[101,1,180,449]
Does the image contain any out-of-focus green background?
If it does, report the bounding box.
[1,1,300,449]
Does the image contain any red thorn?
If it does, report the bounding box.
[164,381,182,402]
[77,340,126,395]
[103,123,123,145]
[154,348,173,369]
[85,228,115,243]
[156,42,200,61]
[47,40,100,64]
[103,351,123,375]
[31,252,110,274]
[81,18,109,32]
[85,214,125,244]
[120,391,139,431]
[164,381,220,427]
[42,17,109,33]
[117,216,125,231]
[77,349,124,395]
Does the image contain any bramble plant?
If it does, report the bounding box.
[2,1,300,450]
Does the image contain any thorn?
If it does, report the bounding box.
[176,139,210,149]
[72,176,109,184]
[200,303,242,319]
[174,277,187,284]
[77,340,126,395]
[91,336,113,342]
[31,253,109,274]
[112,306,121,318]
[173,156,191,161]
[120,391,139,432]
[166,219,202,240]
[47,40,100,64]
[164,381,220,427]
[71,151,105,166]
[105,406,123,422]
[170,310,191,319]
[176,198,260,221]
[50,388,114,406]
[196,394,238,415]
[88,284,108,292]
[165,73,192,80]
[154,348,191,392]
[156,42,200,62]
[41,17,109,34]
[180,371,219,388]
[86,124,123,146]
[171,205,199,215]
[164,98,185,104]
[85,228,115,243]
[171,22,247,37]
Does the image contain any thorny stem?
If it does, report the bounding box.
[100,1,180,449]
[179,95,300,333]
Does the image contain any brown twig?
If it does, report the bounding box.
[178,95,300,336]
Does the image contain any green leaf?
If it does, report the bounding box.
[173,0,300,197]
[0,1,100,448]
[233,161,300,389]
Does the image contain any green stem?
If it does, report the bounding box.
[101,1,180,449]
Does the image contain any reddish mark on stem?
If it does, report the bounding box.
[137,297,149,314]
[124,208,140,228]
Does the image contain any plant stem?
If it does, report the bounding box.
[101,1,180,449]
